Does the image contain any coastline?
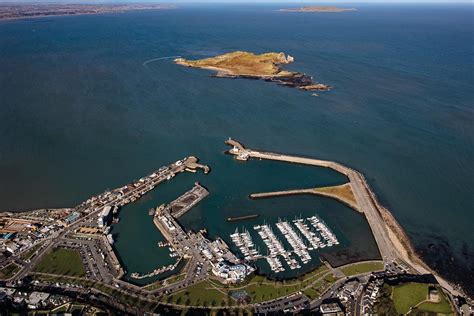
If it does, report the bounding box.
[0,4,175,22]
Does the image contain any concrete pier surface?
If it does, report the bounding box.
[249,183,359,212]
[225,138,464,298]
[168,183,209,218]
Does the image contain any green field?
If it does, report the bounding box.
[34,248,86,277]
[166,280,231,307]
[340,261,384,276]
[417,297,453,315]
[0,263,21,279]
[392,282,453,315]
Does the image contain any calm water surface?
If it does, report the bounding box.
[0,3,472,294]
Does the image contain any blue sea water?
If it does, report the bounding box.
[0,3,473,294]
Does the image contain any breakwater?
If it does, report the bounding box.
[226,214,259,222]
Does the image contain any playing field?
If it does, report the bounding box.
[34,247,86,277]
[392,282,453,314]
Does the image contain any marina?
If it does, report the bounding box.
[228,214,341,274]
[293,218,324,249]
[254,224,290,272]
[308,216,339,247]
[230,228,262,261]
[275,219,311,265]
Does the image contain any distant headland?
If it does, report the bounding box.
[174,51,331,92]
[0,4,174,21]
[280,6,357,13]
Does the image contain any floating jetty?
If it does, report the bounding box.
[226,214,259,222]
[307,216,339,247]
[293,218,323,249]
[230,228,262,261]
[275,219,311,264]
[130,258,182,280]
[254,224,293,272]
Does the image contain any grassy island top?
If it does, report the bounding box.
[175,51,295,77]
[281,6,356,13]
[175,51,331,92]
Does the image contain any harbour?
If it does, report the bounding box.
[0,3,473,304]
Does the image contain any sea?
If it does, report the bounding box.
[0,3,472,295]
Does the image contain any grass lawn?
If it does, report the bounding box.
[34,248,85,277]
[303,288,318,299]
[392,282,453,315]
[392,282,428,314]
[340,261,384,276]
[166,280,230,307]
[312,183,357,206]
[243,280,300,303]
[0,263,21,279]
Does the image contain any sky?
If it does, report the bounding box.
[0,0,472,3]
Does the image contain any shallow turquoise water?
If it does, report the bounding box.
[0,3,472,293]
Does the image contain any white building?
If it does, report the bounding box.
[26,292,50,309]
[211,260,253,284]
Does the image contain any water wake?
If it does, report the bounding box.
[142,55,181,67]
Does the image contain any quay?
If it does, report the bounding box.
[167,183,209,218]
[225,138,464,298]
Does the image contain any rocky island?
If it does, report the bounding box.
[174,51,331,92]
[280,6,357,13]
